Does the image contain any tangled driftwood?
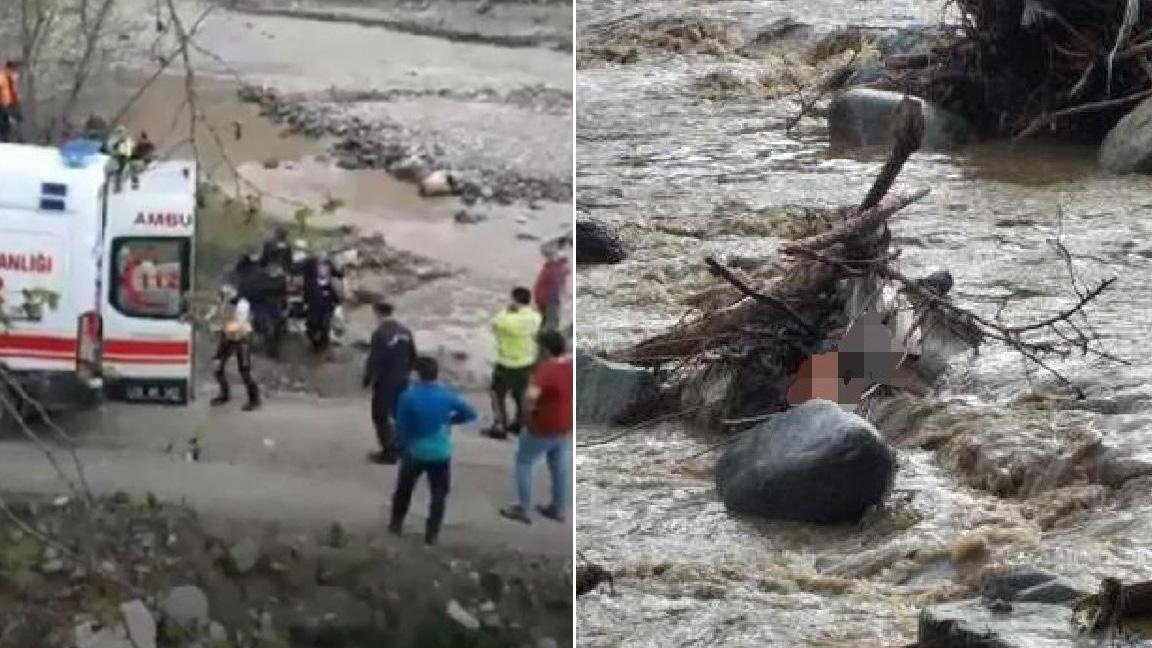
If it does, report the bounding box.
[894,0,1152,138]
[1073,577,1152,634]
[605,95,1116,430]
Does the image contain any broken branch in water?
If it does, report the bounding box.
[703,257,816,335]
[1002,278,1115,334]
[1015,88,1152,139]
[859,95,924,212]
[783,48,862,135]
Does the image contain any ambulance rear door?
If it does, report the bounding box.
[100,161,197,405]
[0,142,106,408]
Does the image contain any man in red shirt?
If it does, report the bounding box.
[500,330,572,524]
[533,240,570,332]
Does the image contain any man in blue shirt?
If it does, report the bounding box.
[389,356,477,545]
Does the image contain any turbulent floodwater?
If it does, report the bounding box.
[575,0,1152,645]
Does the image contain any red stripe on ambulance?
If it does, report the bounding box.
[0,334,189,363]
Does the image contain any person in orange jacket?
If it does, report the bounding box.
[0,60,22,143]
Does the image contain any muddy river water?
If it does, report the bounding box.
[576,0,1152,645]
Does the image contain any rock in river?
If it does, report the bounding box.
[1100,95,1152,174]
[576,348,659,425]
[828,89,969,151]
[715,399,895,524]
[419,170,456,197]
[919,599,1083,647]
[575,219,627,265]
[981,568,1087,606]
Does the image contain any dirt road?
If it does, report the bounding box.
[0,392,571,556]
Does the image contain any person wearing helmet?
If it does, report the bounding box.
[210,283,261,411]
[104,126,135,193]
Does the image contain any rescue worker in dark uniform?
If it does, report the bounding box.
[210,284,261,411]
[300,253,343,352]
[260,228,293,273]
[248,263,288,360]
[231,253,259,294]
[362,302,417,464]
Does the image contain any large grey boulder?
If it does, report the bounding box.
[715,400,895,524]
[828,89,969,151]
[919,599,1086,648]
[576,348,659,425]
[1101,95,1152,173]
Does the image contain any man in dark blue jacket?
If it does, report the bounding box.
[389,356,477,545]
[363,302,417,464]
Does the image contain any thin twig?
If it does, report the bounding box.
[1016,88,1152,139]
[1003,278,1115,333]
[577,405,706,448]
[684,437,738,460]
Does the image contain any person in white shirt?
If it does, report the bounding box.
[209,284,261,411]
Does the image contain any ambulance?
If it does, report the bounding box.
[0,141,197,428]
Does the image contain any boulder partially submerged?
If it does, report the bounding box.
[576,219,627,265]
[714,399,896,524]
[576,348,659,425]
[919,599,1079,648]
[982,568,1087,607]
[1100,95,1152,174]
[829,89,969,151]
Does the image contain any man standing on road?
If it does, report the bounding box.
[389,356,477,545]
[483,287,541,439]
[363,302,417,464]
[500,330,572,524]
[0,61,21,143]
[533,240,571,334]
[209,284,261,411]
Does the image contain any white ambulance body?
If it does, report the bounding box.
[0,142,197,415]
